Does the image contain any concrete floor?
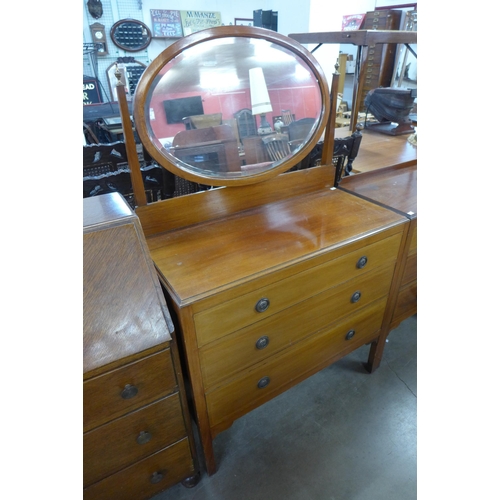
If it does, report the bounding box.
[153,315,417,500]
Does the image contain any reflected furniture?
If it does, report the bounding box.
[288,29,417,132]
[262,133,291,161]
[171,125,241,173]
[182,113,222,130]
[83,193,200,499]
[114,26,416,478]
[233,108,257,140]
[241,135,269,164]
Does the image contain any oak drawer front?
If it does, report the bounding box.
[84,350,177,432]
[83,438,194,500]
[206,298,386,429]
[199,264,394,390]
[392,281,417,325]
[194,233,401,346]
[84,393,186,487]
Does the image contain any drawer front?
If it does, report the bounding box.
[84,350,177,432]
[83,438,194,500]
[84,393,186,487]
[409,225,417,255]
[200,264,394,390]
[194,233,401,346]
[401,252,417,286]
[206,298,387,429]
[392,280,417,325]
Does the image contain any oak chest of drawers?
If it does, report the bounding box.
[83,193,199,499]
[136,165,410,475]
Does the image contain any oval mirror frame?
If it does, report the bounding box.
[110,19,152,52]
[133,26,331,187]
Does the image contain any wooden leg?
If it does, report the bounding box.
[181,470,202,488]
[366,339,384,373]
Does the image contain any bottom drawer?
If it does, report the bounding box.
[206,297,387,430]
[83,438,194,500]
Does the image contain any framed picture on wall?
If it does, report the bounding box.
[235,18,254,26]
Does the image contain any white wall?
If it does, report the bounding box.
[83,0,416,103]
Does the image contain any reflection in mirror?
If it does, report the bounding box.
[136,29,328,184]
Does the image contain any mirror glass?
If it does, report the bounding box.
[134,28,329,185]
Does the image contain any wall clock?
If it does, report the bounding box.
[90,23,108,56]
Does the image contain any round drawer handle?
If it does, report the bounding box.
[257,376,270,389]
[136,430,152,445]
[150,471,166,484]
[356,256,368,269]
[255,298,270,313]
[255,336,270,350]
[351,291,362,303]
[120,384,138,399]
[345,330,356,340]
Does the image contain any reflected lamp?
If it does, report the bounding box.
[249,67,273,135]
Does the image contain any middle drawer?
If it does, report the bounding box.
[83,393,187,487]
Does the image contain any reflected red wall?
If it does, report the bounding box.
[148,85,321,141]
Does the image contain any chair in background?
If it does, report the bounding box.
[262,133,291,162]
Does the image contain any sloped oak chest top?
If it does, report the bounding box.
[136,165,410,475]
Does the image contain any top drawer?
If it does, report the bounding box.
[193,233,401,346]
[83,349,177,432]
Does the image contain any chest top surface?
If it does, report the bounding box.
[340,164,417,218]
[146,187,407,304]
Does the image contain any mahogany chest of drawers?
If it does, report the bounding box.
[83,193,199,499]
[340,163,417,369]
[136,165,410,475]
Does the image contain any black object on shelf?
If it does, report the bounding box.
[253,10,278,31]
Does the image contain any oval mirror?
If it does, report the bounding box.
[133,26,330,186]
[110,19,152,52]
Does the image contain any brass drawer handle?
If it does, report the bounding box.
[136,430,152,445]
[120,384,138,399]
[257,376,270,389]
[150,470,166,484]
[255,298,270,313]
[351,291,362,303]
[356,256,368,269]
[255,336,270,350]
[345,330,356,340]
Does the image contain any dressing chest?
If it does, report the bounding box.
[118,26,416,476]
